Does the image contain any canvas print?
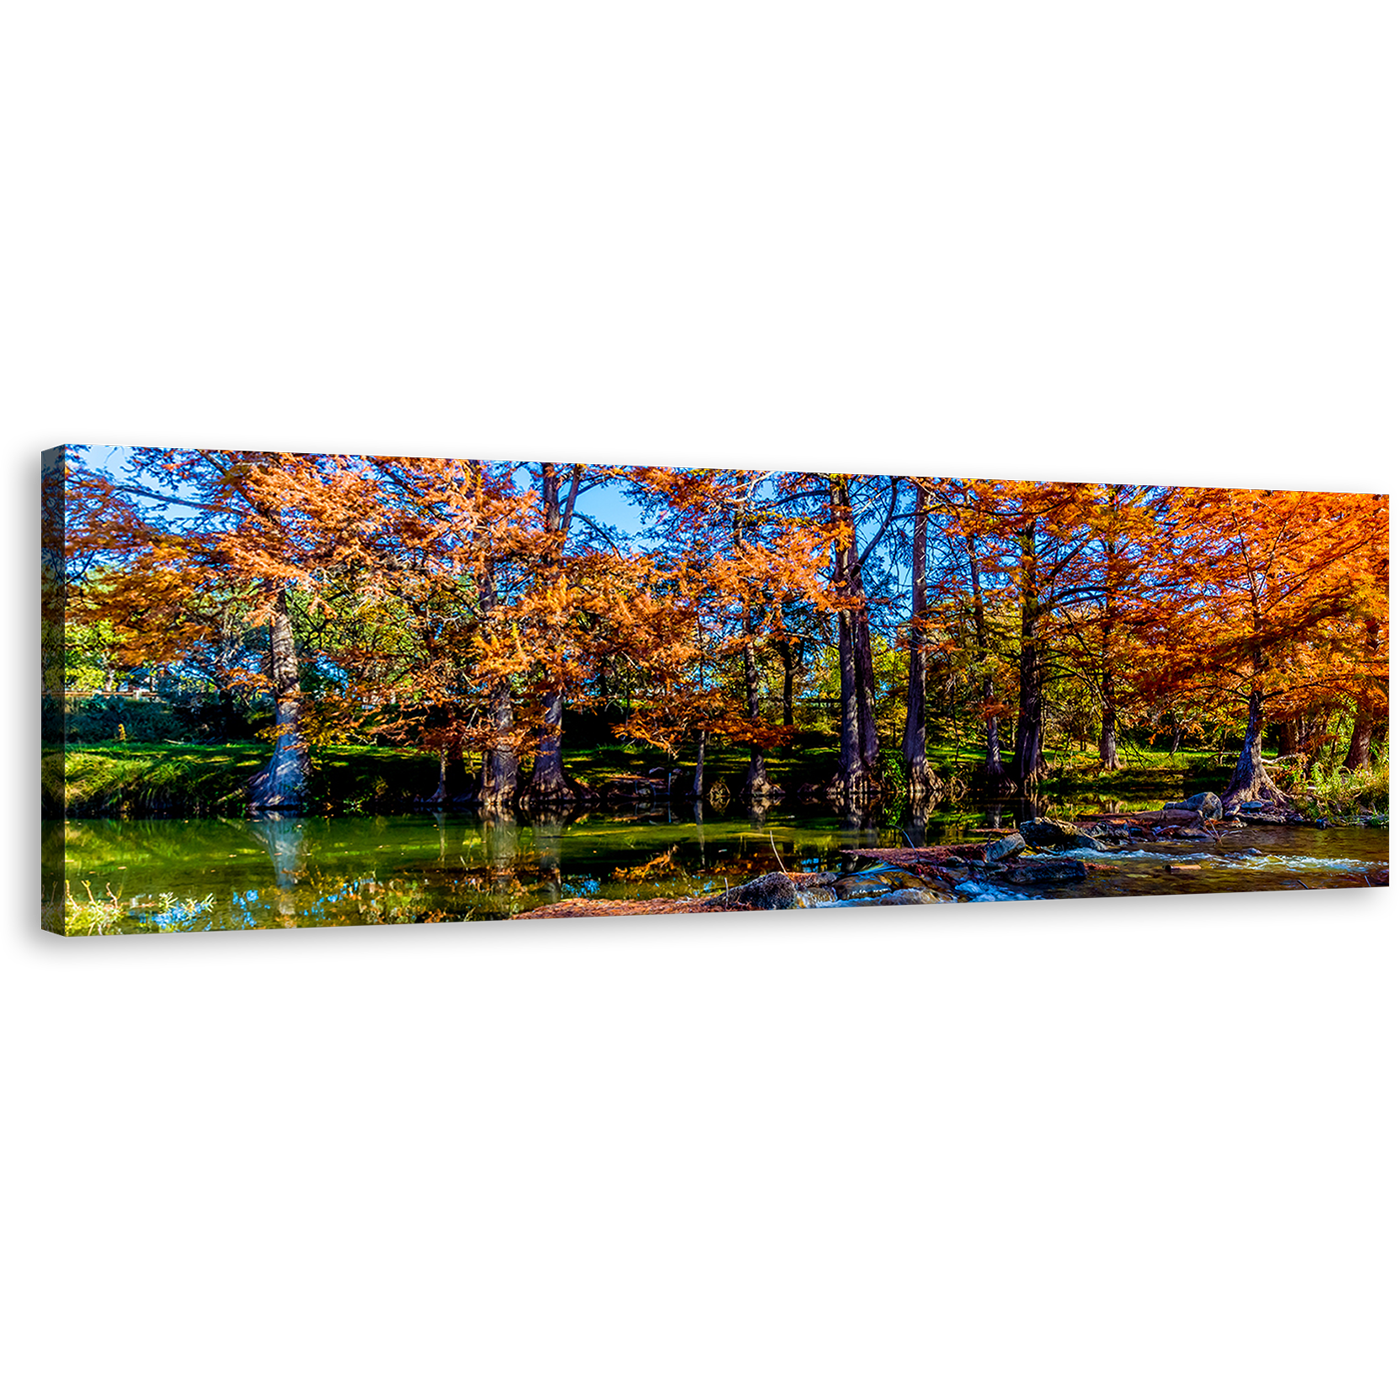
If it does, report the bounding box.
[41,446,1389,934]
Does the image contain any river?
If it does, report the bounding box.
[47,802,1389,934]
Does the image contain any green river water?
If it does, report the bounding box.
[47,803,1389,934]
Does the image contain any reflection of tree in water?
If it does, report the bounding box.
[473,814,528,915]
[248,815,307,926]
[838,800,881,833]
[900,799,936,848]
[688,804,706,868]
[531,819,567,903]
[249,817,308,888]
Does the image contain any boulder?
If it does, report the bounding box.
[984,832,1026,863]
[1018,817,1104,852]
[993,858,1087,885]
[1179,791,1223,819]
[708,870,797,910]
[834,864,947,900]
[832,873,901,899]
[812,884,952,907]
[1083,822,1136,845]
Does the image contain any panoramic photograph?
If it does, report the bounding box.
[42,446,1389,933]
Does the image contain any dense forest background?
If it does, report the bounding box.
[48,446,1388,815]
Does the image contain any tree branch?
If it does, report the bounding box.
[103,482,254,520]
[857,479,900,571]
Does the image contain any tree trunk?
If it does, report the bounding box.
[1097,586,1119,769]
[778,634,797,730]
[739,632,772,798]
[480,683,518,811]
[1343,619,1382,771]
[216,684,238,741]
[249,588,309,809]
[728,499,773,802]
[1098,665,1118,769]
[519,462,583,809]
[520,690,575,809]
[982,679,1003,775]
[850,578,880,773]
[829,476,876,792]
[687,730,707,801]
[1223,689,1288,805]
[1011,528,1044,788]
[1343,704,1375,772]
[1097,518,1122,769]
[836,609,863,786]
[1011,646,1044,787]
[902,481,937,796]
[477,556,518,812]
[967,535,1004,778]
[427,741,471,807]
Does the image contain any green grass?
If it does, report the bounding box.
[52,732,1247,816]
[51,742,439,815]
[53,743,271,815]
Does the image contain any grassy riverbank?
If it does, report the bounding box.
[46,734,1267,817]
[48,742,441,815]
[1295,745,1390,824]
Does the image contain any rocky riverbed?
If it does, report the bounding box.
[513,794,1388,918]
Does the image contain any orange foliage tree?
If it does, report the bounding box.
[65,447,393,806]
[1147,488,1389,803]
[618,467,837,800]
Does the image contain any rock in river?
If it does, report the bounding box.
[715,871,798,910]
[809,886,953,908]
[1167,791,1223,820]
[984,831,1026,862]
[1018,817,1104,852]
[993,858,1087,885]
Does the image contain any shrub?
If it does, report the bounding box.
[1299,740,1390,821]
[65,696,186,744]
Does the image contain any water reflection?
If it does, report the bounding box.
[482,814,521,896]
[532,819,566,903]
[249,816,307,888]
[689,804,707,863]
[51,804,1388,935]
[248,815,307,927]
